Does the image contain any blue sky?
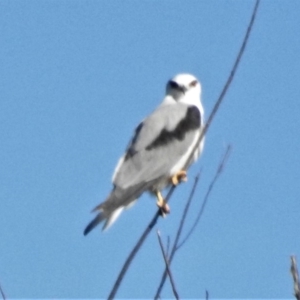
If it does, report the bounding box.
[1,1,300,299]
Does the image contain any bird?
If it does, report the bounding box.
[84,73,205,235]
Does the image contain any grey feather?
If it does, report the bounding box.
[113,104,200,189]
[128,103,188,152]
[84,73,204,235]
[83,180,158,235]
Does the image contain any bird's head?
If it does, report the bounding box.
[165,73,202,106]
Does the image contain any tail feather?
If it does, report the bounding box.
[83,213,105,236]
[102,206,124,231]
[84,206,125,235]
[84,182,155,236]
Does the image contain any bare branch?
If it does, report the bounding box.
[157,230,180,300]
[154,173,201,299]
[175,172,202,245]
[177,145,231,249]
[108,187,175,299]
[154,144,231,297]
[291,256,300,300]
[205,289,209,300]
[166,235,171,257]
[185,0,260,171]
[107,0,260,297]
[0,282,6,300]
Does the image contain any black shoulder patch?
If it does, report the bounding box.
[146,105,200,151]
[124,122,144,161]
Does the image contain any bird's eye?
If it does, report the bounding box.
[169,80,179,89]
[189,80,198,87]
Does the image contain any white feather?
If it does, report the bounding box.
[85,73,205,234]
[102,207,124,231]
[112,155,125,182]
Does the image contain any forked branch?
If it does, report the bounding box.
[157,230,180,300]
[154,145,231,298]
[108,1,260,298]
[177,145,231,249]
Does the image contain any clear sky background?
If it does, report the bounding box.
[1,1,300,299]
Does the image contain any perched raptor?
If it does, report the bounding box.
[84,73,204,235]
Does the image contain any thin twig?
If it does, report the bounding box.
[154,173,201,299]
[175,172,201,246]
[186,0,260,171]
[166,235,171,257]
[108,1,260,297]
[291,256,300,300]
[206,289,209,300]
[177,145,231,249]
[0,282,6,300]
[154,145,231,297]
[107,187,175,300]
[157,230,180,300]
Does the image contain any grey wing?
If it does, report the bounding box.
[113,103,201,189]
[83,103,201,235]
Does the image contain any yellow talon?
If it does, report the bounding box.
[171,170,187,186]
[156,191,164,207]
[156,191,170,217]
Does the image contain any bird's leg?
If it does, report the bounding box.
[171,170,188,186]
[155,191,170,217]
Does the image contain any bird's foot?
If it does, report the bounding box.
[171,170,187,186]
[156,191,170,217]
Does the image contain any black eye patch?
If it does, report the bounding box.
[168,80,179,89]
